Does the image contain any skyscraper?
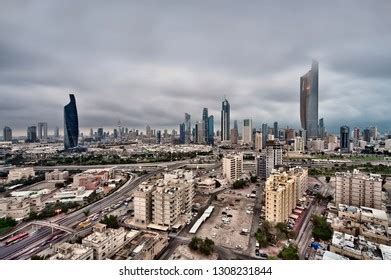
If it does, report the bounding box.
[27,126,37,143]
[363,128,371,142]
[256,141,283,180]
[300,60,319,139]
[340,126,350,153]
[273,122,278,139]
[261,123,269,147]
[242,119,252,145]
[185,113,191,144]
[179,123,186,144]
[64,94,79,149]
[156,130,161,144]
[54,126,60,138]
[38,122,48,140]
[3,126,12,142]
[221,98,230,141]
[202,108,209,144]
[319,118,325,139]
[207,115,214,146]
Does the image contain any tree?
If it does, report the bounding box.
[199,238,215,256]
[250,176,258,183]
[312,215,333,241]
[189,236,201,251]
[232,179,247,189]
[83,209,90,217]
[325,176,331,183]
[0,216,17,229]
[55,182,65,188]
[100,215,119,229]
[215,180,221,189]
[278,244,299,260]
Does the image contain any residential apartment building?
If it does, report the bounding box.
[133,184,155,225]
[287,166,308,201]
[45,169,69,181]
[335,170,383,209]
[82,223,127,260]
[222,154,243,183]
[256,141,283,180]
[265,170,296,223]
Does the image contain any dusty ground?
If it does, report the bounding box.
[169,244,218,260]
[188,187,255,250]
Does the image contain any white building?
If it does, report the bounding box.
[50,242,94,260]
[256,142,283,179]
[51,186,94,203]
[335,170,383,210]
[82,223,127,260]
[242,119,252,145]
[254,132,263,152]
[7,167,35,182]
[222,154,243,183]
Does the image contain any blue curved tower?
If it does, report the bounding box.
[64,94,79,149]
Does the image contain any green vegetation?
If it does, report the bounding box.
[309,162,391,176]
[0,216,17,234]
[278,244,299,260]
[255,221,274,248]
[26,202,79,221]
[100,215,119,229]
[325,176,331,183]
[83,209,90,217]
[188,236,215,256]
[312,215,333,241]
[250,176,258,183]
[255,222,295,248]
[232,179,247,189]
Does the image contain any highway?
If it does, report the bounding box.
[0,162,186,259]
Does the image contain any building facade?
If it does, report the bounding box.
[300,60,319,139]
[64,94,79,149]
[221,98,230,141]
[222,154,243,183]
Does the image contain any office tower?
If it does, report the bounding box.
[64,94,79,149]
[261,123,269,147]
[298,129,307,144]
[285,128,295,141]
[278,130,285,141]
[113,129,118,139]
[179,123,186,144]
[146,125,151,138]
[363,128,371,142]
[256,141,283,179]
[195,121,204,144]
[185,113,191,144]
[97,128,104,140]
[230,128,238,145]
[265,170,297,224]
[156,130,161,144]
[273,122,278,139]
[27,126,37,142]
[353,127,360,140]
[3,126,12,142]
[369,126,378,140]
[319,118,325,139]
[202,108,209,144]
[207,115,214,145]
[293,136,305,152]
[340,126,350,153]
[254,132,263,152]
[335,170,382,209]
[242,119,252,145]
[222,154,243,183]
[54,126,60,138]
[221,98,230,141]
[300,60,319,139]
[89,128,94,138]
[37,122,48,140]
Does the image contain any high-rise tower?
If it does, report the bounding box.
[64,94,79,149]
[221,98,230,141]
[300,60,319,139]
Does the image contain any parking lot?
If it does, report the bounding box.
[188,187,255,250]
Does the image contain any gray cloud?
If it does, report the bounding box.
[0,0,390,136]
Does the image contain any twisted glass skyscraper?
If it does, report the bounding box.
[300,60,319,139]
[64,94,79,149]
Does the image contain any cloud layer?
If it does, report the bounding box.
[1,0,390,135]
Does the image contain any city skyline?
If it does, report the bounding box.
[0,1,391,135]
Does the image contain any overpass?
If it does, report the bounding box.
[1,220,76,240]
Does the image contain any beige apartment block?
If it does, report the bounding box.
[50,242,94,260]
[265,170,296,223]
[222,153,243,183]
[335,170,383,209]
[288,166,308,201]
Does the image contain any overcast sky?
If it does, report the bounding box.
[1,0,390,136]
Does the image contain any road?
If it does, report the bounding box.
[246,181,264,256]
[295,177,333,259]
[0,162,186,259]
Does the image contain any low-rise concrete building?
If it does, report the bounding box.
[7,167,35,182]
[50,242,94,260]
[82,223,127,260]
